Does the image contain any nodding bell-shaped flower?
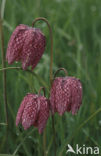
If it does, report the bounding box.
[50,69,82,116]
[6,24,46,70]
[16,91,49,134]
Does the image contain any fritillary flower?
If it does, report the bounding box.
[16,93,49,134]
[6,24,46,70]
[50,76,82,115]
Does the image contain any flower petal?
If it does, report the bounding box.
[34,96,49,134]
[6,24,27,64]
[21,94,39,130]
[21,28,46,70]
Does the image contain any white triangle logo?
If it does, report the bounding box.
[66,144,76,154]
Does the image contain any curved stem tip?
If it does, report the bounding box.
[38,87,46,97]
[54,68,68,79]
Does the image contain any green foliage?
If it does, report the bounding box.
[0,0,101,155]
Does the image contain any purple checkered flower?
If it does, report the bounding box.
[50,77,82,115]
[16,93,49,134]
[6,24,46,70]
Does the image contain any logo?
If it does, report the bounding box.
[66,144,99,155]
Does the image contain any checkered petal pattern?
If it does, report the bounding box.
[50,77,82,115]
[16,93,49,134]
[6,24,46,70]
[34,96,49,134]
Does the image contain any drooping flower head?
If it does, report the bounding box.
[16,93,49,134]
[6,24,46,70]
[50,77,82,115]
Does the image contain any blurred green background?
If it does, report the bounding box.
[0,0,101,155]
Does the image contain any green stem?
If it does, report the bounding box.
[32,17,56,156]
[0,66,49,91]
[0,15,8,124]
[0,66,21,71]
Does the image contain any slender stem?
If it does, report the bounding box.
[0,67,49,92]
[0,16,8,124]
[0,67,21,71]
[32,17,56,156]
[43,128,46,156]
[38,87,48,156]
[1,0,6,19]
[38,86,46,96]
[32,17,53,85]
[54,68,68,79]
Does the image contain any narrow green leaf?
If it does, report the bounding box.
[0,0,6,19]
[57,28,72,41]
[0,154,18,156]
[0,123,7,126]
[3,20,13,31]
[13,129,35,155]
